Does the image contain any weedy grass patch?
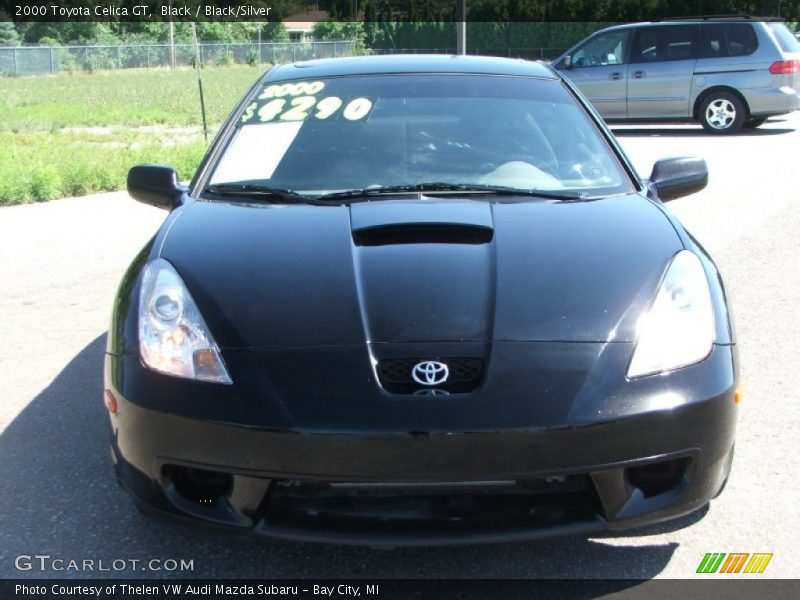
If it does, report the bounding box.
[0,66,262,205]
[0,132,207,203]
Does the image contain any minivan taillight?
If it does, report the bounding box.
[769,60,800,74]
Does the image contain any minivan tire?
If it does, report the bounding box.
[699,92,746,134]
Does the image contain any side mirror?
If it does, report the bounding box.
[561,55,572,69]
[127,165,185,210]
[649,157,708,202]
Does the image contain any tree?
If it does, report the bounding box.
[0,12,21,46]
[313,20,364,40]
[19,22,118,45]
[363,0,383,47]
[262,23,290,41]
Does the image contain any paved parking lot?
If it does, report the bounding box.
[1,114,798,579]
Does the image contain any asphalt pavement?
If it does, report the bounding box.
[1,114,798,580]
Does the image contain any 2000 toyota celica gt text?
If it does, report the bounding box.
[105,55,739,545]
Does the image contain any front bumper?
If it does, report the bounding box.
[106,344,738,545]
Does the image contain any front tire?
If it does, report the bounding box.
[699,92,746,134]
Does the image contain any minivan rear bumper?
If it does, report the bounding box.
[746,85,800,116]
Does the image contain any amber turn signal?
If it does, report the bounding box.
[104,389,118,414]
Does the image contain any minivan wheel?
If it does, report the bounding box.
[699,92,746,134]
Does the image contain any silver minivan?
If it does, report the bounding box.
[553,18,800,133]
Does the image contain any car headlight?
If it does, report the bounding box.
[138,258,232,384]
[627,250,714,379]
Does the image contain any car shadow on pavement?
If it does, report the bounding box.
[0,334,685,580]
[611,125,794,137]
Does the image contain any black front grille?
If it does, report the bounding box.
[262,476,601,539]
[376,357,483,394]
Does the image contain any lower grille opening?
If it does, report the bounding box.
[263,477,601,535]
[163,465,232,504]
[625,458,690,498]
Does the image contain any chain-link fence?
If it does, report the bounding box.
[0,41,568,76]
[371,47,567,61]
[0,40,359,75]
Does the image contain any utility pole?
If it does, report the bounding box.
[168,0,175,68]
[456,0,466,55]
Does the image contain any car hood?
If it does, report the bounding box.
[159,194,682,349]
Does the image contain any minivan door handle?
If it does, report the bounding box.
[632,71,646,79]
[609,72,623,80]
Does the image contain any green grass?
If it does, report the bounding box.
[0,66,263,130]
[0,132,207,203]
[0,66,263,205]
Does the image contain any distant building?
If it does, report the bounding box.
[284,11,330,43]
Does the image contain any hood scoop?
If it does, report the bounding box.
[354,223,493,246]
[350,200,494,246]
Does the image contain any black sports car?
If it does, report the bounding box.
[106,55,738,545]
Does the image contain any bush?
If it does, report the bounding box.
[217,50,235,67]
[29,168,62,201]
[0,174,31,204]
[245,47,259,66]
[62,165,93,197]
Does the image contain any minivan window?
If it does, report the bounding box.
[767,23,800,53]
[631,25,698,63]
[571,30,629,67]
[699,24,759,58]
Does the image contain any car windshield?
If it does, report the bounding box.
[206,74,635,199]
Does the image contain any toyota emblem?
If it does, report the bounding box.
[412,361,449,386]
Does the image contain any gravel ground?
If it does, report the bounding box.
[0,114,798,580]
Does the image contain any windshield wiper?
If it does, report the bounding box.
[205,183,312,203]
[315,182,589,202]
